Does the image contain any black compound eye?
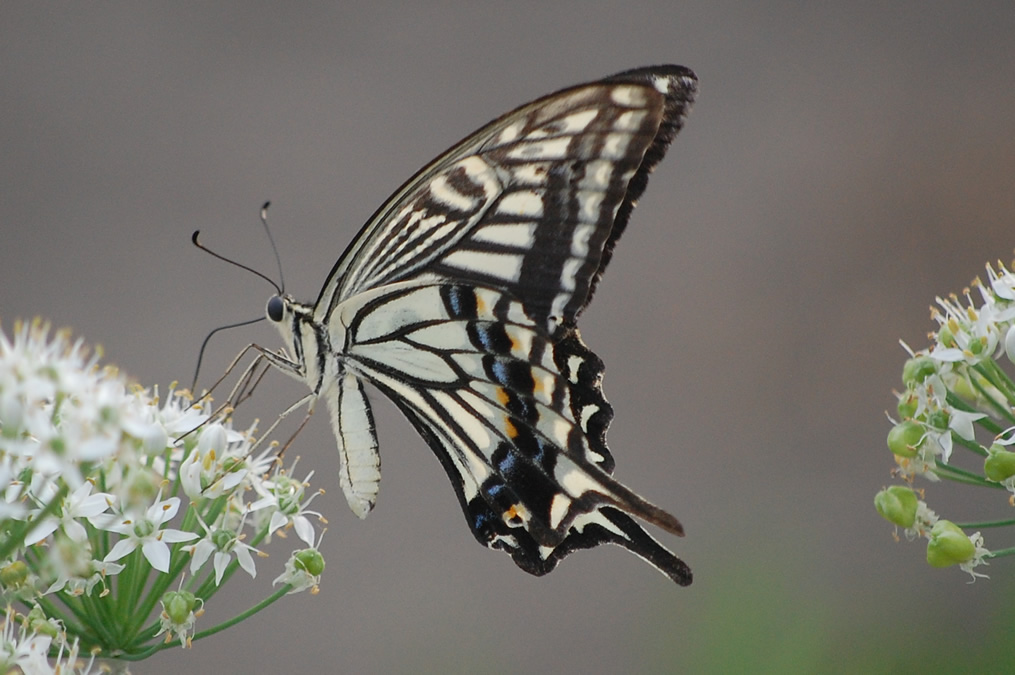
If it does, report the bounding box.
[266,295,285,322]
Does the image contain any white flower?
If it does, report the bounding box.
[156,590,203,648]
[24,481,113,546]
[250,466,323,546]
[0,607,54,675]
[101,494,197,573]
[179,422,250,501]
[947,409,987,444]
[273,534,325,595]
[959,531,991,581]
[186,511,261,585]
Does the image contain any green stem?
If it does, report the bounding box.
[985,546,1015,559]
[975,359,1015,408]
[115,584,295,661]
[953,518,1015,528]
[933,460,1003,488]
[191,584,293,642]
[949,432,990,458]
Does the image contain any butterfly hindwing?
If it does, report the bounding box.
[335,281,691,585]
[267,66,696,585]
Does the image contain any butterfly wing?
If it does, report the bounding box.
[316,65,697,336]
[336,282,691,584]
[315,66,696,584]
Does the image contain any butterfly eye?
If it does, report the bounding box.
[266,295,285,322]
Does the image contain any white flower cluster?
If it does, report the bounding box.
[893,263,1015,479]
[0,320,326,665]
[876,263,1015,580]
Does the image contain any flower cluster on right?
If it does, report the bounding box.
[875,262,1015,579]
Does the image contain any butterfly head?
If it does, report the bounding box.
[265,293,303,358]
[265,293,309,342]
[266,294,286,323]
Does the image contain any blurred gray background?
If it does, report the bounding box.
[3,3,1015,673]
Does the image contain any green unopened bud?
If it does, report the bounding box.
[874,486,918,528]
[896,393,919,420]
[925,410,949,431]
[937,325,956,349]
[294,548,325,576]
[985,444,1015,482]
[0,561,29,589]
[162,590,200,625]
[926,520,975,568]
[887,421,925,458]
[26,606,58,638]
[902,356,937,387]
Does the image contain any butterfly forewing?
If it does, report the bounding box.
[269,65,696,585]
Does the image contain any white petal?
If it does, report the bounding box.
[293,516,316,546]
[929,347,966,362]
[949,410,986,441]
[268,511,287,535]
[236,546,257,578]
[159,529,198,544]
[1005,325,1015,365]
[190,540,214,573]
[76,493,114,518]
[142,539,171,573]
[214,551,229,585]
[150,497,181,524]
[104,538,138,563]
[23,518,58,546]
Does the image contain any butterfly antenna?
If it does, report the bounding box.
[191,202,289,389]
[191,316,265,392]
[191,230,282,296]
[259,201,286,293]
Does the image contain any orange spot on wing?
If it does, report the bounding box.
[533,375,545,395]
[496,387,510,405]
[504,417,518,438]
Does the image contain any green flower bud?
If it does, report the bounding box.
[985,444,1015,482]
[937,325,956,349]
[896,393,919,420]
[925,410,949,431]
[887,421,925,458]
[0,561,29,589]
[212,528,235,552]
[26,606,58,638]
[902,356,937,387]
[294,548,325,576]
[926,520,975,568]
[162,590,200,625]
[874,486,918,528]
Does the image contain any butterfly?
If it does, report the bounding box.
[259,65,696,585]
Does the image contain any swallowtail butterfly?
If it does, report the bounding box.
[262,65,696,585]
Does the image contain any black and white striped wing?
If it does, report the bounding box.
[335,282,692,584]
[318,66,696,584]
[315,65,697,337]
